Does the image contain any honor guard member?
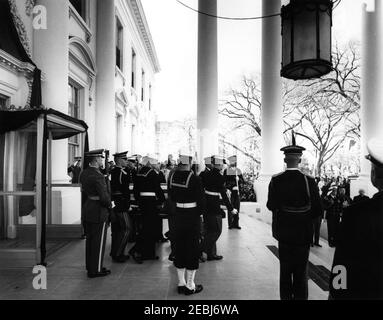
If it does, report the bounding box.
[169,155,206,295]
[153,162,169,243]
[80,149,112,278]
[133,156,165,261]
[200,156,237,261]
[110,151,131,263]
[329,138,383,300]
[267,134,323,300]
[68,156,82,184]
[224,155,244,229]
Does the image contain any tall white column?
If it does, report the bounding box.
[197,0,218,162]
[352,2,383,197]
[95,0,116,152]
[254,0,284,216]
[34,0,69,183]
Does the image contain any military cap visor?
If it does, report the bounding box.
[84,149,105,158]
[74,156,82,161]
[280,145,306,154]
[113,151,129,159]
[228,155,237,162]
[366,138,383,168]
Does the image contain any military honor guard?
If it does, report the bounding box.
[329,138,383,300]
[133,156,165,261]
[79,149,112,278]
[110,151,131,263]
[169,155,206,295]
[68,156,82,184]
[267,134,323,300]
[200,155,237,261]
[224,155,244,229]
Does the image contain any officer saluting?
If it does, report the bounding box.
[329,138,383,300]
[169,155,206,295]
[80,149,112,278]
[110,151,131,263]
[267,134,322,300]
[200,155,237,261]
[224,155,244,229]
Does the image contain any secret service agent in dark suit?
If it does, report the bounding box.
[200,156,236,261]
[110,151,131,263]
[133,157,165,261]
[267,135,323,300]
[169,155,206,295]
[329,138,383,300]
[80,149,112,278]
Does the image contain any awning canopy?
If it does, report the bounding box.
[0,108,88,140]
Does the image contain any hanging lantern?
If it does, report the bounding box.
[281,0,333,80]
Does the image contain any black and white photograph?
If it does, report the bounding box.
[0,0,382,306]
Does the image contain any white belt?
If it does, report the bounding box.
[176,202,197,209]
[140,192,156,197]
[232,187,239,191]
[205,191,220,197]
[220,205,227,210]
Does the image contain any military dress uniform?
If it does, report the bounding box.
[200,156,234,260]
[80,150,112,278]
[267,137,322,300]
[224,155,244,229]
[133,157,165,260]
[329,138,383,300]
[110,151,131,262]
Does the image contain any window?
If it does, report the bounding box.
[149,84,152,111]
[70,0,87,21]
[68,83,81,166]
[0,94,9,110]
[116,18,123,70]
[131,49,136,89]
[141,69,145,102]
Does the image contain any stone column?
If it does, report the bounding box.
[197,0,218,163]
[34,0,69,183]
[352,2,383,197]
[254,0,284,218]
[95,0,116,151]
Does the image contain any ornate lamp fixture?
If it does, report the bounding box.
[281,0,333,80]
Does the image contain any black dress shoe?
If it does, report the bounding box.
[235,226,242,230]
[87,271,109,278]
[102,268,111,274]
[207,255,223,261]
[199,256,206,263]
[184,284,203,295]
[112,256,127,263]
[142,255,159,261]
[177,286,186,294]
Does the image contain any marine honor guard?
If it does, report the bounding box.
[200,155,237,261]
[224,155,244,229]
[169,155,206,295]
[80,149,112,278]
[133,156,165,261]
[329,138,383,300]
[110,151,131,263]
[267,134,323,300]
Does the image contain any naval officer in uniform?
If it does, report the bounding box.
[169,155,206,295]
[110,151,131,263]
[267,135,323,300]
[329,138,383,300]
[80,149,112,278]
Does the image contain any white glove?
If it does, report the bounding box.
[231,209,238,215]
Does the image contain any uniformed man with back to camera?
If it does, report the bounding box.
[133,156,165,261]
[200,155,237,261]
[80,149,112,278]
[168,155,206,295]
[267,134,323,300]
[329,138,383,300]
[109,151,131,263]
[224,155,244,230]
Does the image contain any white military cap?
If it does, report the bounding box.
[141,156,157,166]
[366,138,383,168]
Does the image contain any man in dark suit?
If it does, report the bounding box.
[200,156,237,261]
[267,134,323,300]
[68,156,82,184]
[352,189,370,204]
[80,149,112,278]
[329,138,383,300]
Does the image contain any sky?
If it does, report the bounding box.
[141,0,371,121]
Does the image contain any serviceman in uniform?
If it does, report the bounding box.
[329,138,383,300]
[224,155,244,230]
[110,151,131,263]
[200,155,237,261]
[68,156,82,184]
[80,149,112,278]
[133,156,165,261]
[169,155,206,295]
[267,134,323,300]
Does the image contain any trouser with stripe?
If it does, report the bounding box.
[228,190,240,228]
[85,222,108,274]
[110,211,131,258]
